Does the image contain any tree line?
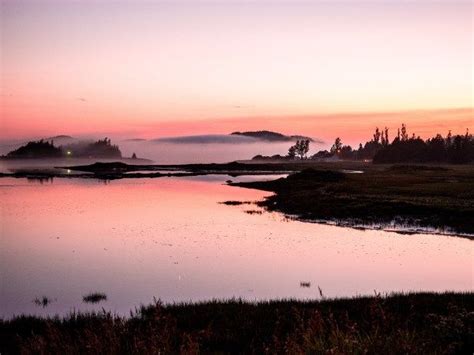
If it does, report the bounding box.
[323,125,473,164]
[252,125,473,164]
[4,138,123,159]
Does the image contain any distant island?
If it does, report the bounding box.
[149,130,319,144]
[3,138,123,159]
[231,130,315,142]
[45,135,74,140]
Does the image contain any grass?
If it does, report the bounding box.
[1,292,472,354]
[82,292,107,304]
[233,164,474,236]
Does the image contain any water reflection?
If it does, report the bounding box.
[0,176,472,318]
[26,176,55,184]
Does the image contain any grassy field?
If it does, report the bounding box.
[234,164,474,236]
[1,292,472,354]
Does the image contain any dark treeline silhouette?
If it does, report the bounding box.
[373,129,473,164]
[314,125,473,164]
[4,138,122,159]
[63,138,122,158]
[251,125,473,164]
[252,139,311,161]
[6,140,63,158]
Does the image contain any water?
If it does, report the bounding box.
[0,176,472,318]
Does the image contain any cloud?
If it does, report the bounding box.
[152,134,259,144]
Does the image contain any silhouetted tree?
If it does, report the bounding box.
[373,128,473,164]
[295,139,310,159]
[446,130,452,147]
[262,125,473,164]
[373,128,381,144]
[401,124,408,141]
[330,137,342,154]
[339,145,353,159]
[382,127,389,146]
[287,145,296,159]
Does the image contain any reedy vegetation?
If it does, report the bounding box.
[1,292,472,354]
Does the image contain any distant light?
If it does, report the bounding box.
[67,169,71,174]
[66,150,72,155]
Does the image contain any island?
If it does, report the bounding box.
[3,138,122,159]
[231,130,315,142]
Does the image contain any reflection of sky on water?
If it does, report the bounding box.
[1,176,472,318]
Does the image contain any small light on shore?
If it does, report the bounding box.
[66,150,72,156]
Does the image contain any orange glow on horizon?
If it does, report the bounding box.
[1,107,471,147]
[1,1,472,144]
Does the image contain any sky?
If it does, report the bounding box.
[1,0,472,143]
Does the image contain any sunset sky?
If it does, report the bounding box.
[1,0,472,143]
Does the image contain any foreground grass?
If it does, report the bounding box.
[234,164,474,236]
[1,292,473,354]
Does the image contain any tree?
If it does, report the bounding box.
[446,130,452,147]
[401,124,408,141]
[382,127,389,146]
[339,145,353,159]
[330,137,343,154]
[287,145,296,159]
[373,127,381,144]
[294,139,310,159]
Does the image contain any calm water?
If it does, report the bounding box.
[0,176,472,318]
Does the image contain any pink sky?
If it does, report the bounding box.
[1,1,472,141]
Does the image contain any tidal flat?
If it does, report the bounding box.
[233,164,474,237]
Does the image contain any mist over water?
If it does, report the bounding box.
[0,136,327,165]
[119,140,326,164]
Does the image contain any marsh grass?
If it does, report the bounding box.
[1,292,472,354]
[234,165,474,236]
[82,292,107,304]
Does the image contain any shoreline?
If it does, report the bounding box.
[276,213,474,240]
[231,165,474,237]
[2,160,473,237]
